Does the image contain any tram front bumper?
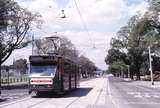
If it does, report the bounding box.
[29,84,53,92]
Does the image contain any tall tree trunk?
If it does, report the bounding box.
[136,64,141,80]
[136,71,141,80]
[0,45,2,91]
[130,72,134,80]
[0,62,1,91]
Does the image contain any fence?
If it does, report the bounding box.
[1,75,29,85]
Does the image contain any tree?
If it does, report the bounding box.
[34,36,79,60]
[105,0,160,80]
[0,0,8,30]
[14,59,27,75]
[108,61,127,77]
[106,15,151,79]
[0,0,40,88]
[78,56,97,78]
[0,0,39,65]
[105,48,127,65]
[34,36,97,78]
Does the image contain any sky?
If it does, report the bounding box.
[4,0,148,70]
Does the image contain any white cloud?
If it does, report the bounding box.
[128,1,148,16]
[5,0,148,69]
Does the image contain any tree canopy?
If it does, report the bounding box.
[105,0,160,80]
[34,36,97,78]
[0,0,40,65]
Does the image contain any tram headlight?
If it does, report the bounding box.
[33,85,36,87]
[47,85,52,88]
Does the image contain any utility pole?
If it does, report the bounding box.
[148,46,154,85]
[32,35,34,55]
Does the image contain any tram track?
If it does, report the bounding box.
[0,93,55,108]
[93,79,106,107]
[0,89,88,108]
[27,98,51,108]
[64,96,81,108]
[0,94,82,108]
[94,88,103,105]
[64,78,106,108]
[0,96,32,107]
[0,78,107,108]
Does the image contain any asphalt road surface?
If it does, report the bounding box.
[108,76,160,108]
[1,76,160,108]
[0,89,28,103]
[0,78,113,108]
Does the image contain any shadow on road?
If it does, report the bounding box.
[63,87,93,98]
[0,99,7,102]
[32,87,93,98]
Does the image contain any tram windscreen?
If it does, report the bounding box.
[30,65,57,76]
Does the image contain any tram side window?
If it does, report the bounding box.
[70,64,74,78]
[72,64,77,78]
[64,62,71,74]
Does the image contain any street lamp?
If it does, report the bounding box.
[148,46,154,85]
[60,10,66,19]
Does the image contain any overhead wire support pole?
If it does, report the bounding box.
[32,35,34,55]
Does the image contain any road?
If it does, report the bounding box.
[0,77,114,108]
[0,89,28,103]
[1,76,160,108]
[108,76,160,108]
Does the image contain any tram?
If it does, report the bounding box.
[28,55,80,95]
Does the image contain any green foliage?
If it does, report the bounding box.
[14,59,27,75]
[105,48,127,64]
[108,61,127,76]
[34,36,97,78]
[105,0,160,79]
[0,0,40,65]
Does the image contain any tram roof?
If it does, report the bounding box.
[29,55,79,65]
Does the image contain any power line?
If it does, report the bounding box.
[73,0,96,49]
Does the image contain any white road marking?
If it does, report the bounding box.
[127,92,160,98]
[134,95,143,98]
[144,93,151,98]
[127,92,140,95]
[153,95,160,98]
[125,102,160,105]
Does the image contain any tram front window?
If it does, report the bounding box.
[30,65,57,76]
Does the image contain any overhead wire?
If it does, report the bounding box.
[73,0,96,49]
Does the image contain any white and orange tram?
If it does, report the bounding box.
[28,55,80,96]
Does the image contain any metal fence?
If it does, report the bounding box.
[1,76,28,84]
